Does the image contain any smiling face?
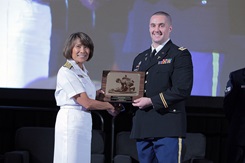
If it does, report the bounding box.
[71,38,90,67]
[63,32,94,66]
[149,14,172,48]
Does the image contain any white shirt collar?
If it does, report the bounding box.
[67,59,88,77]
[151,38,170,53]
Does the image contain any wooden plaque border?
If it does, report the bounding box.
[101,70,145,103]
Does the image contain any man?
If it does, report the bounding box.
[224,67,245,163]
[130,11,193,163]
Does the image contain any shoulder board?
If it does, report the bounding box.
[178,47,187,51]
[63,61,73,69]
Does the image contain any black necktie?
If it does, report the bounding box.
[150,49,156,60]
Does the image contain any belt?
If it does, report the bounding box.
[60,105,89,112]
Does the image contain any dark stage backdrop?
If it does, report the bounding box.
[0,0,244,97]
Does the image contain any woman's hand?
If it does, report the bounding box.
[96,89,105,101]
[107,103,121,116]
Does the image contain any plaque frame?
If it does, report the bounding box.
[101,70,145,103]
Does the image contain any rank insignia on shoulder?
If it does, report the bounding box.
[178,47,187,51]
[63,61,73,69]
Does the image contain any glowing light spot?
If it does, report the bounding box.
[201,0,207,5]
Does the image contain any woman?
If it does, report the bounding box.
[53,32,118,163]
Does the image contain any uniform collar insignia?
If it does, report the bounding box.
[156,51,165,60]
[134,61,141,71]
[145,53,149,61]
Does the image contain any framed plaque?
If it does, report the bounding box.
[101,70,145,103]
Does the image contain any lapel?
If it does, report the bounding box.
[137,48,151,71]
[67,59,89,78]
[143,40,172,70]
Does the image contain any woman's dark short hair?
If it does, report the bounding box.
[63,32,94,61]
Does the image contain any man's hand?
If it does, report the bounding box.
[132,97,152,109]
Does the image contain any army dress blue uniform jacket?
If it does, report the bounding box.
[224,67,245,145]
[130,40,193,139]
